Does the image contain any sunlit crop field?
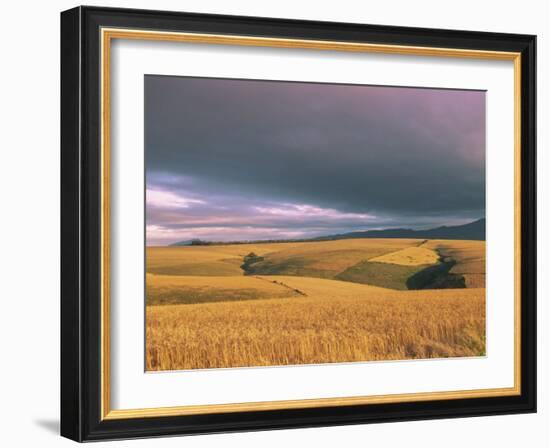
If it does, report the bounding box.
[145,238,486,371]
[369,245,439,266]
[146,276,485,370]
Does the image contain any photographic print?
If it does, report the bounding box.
[61,9,536,439]
[144,76,486,372]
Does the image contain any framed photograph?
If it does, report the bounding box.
[60,6,536,441]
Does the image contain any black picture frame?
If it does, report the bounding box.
[61,5,536,442]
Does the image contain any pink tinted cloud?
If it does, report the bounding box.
[254,203,373,221]
[146,188,205,209]
[145,186,379,245]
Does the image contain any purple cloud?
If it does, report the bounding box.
[145,77,486,245]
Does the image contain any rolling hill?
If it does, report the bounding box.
[146,237,486,370]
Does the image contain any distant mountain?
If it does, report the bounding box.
[169,219,486,247]
[313,218,486,242]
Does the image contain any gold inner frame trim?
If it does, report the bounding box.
[100,27,522,420]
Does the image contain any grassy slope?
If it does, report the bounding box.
[336,261,430,290]
[146,274,301,305]
[147,239,437,289]
[146,243,308,276]
[146,239,485,295]
[243,239,447,290]
[242,238,424,280]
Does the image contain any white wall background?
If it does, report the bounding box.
[0,0,546,446]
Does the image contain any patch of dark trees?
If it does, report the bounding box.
[241,252,264,274]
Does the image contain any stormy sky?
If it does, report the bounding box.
[145,75,485,246]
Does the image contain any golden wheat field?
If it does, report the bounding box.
[145,238,486,371]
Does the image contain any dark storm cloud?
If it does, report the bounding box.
[145,76,485,245]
